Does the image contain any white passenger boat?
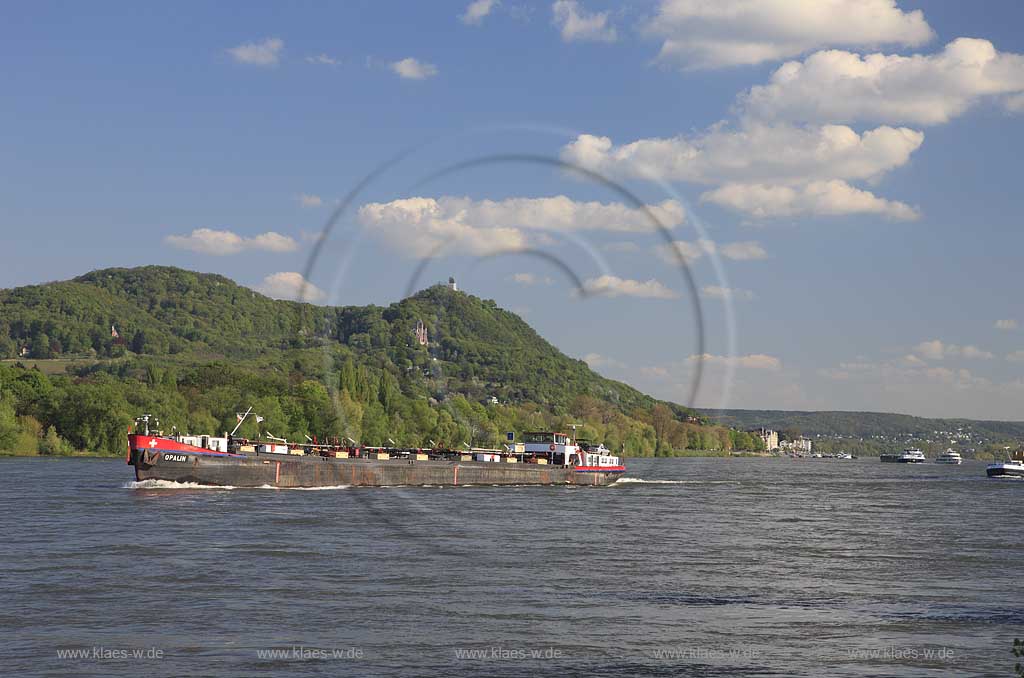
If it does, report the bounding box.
[936,449,963,465]
[897,448,926,463]
[987,452,1024,478]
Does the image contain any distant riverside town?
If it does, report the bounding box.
[753,428,813,455]
[749,425,1012,461]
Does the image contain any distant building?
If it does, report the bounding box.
[18,346,29,357]
[754,428,779,451]
[486,396,498,405]
[780,437,813,454]
[447,276,458,292]
[414,319,428,346]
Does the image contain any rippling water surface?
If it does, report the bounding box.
[2,456,1021,677]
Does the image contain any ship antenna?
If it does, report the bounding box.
[230,406,253,436]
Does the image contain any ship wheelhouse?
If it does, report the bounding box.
[521,431,621,468]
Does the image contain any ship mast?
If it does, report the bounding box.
[230,406,253,436]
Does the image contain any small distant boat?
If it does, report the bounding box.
[898,448,927,463]
[936,449,963,465]
[835,452,853,460]
[987,452,1024,478]
[882,448,926,463]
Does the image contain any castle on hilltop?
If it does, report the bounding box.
[414,319,428,346]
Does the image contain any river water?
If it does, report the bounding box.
[1,456,1020,677]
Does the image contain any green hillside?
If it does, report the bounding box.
[0,266,758,456]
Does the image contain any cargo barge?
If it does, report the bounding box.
[127,414,625,488]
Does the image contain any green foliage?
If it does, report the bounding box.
[779,427,801,442]
[39,425,73,455]
[0,398,18,451]
[0,266,741,455]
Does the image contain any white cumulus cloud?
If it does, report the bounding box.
[560,123,923,186]
[298,193,323,208]
[305,53,339,66]
[702,285,754,301]
[552,0,617,43]
[461,0,498,25]
[688,353,782,370]
[164,229,298,256]
[741,38,1024,126]
[391,57,439,79]
[582,352,625,369]
[509,272,552,286]
[962,346,995,360]
[582,275,679,299]
[995,319,1018,330]
[226,38,284,66]
[702,180,919,220]
[357,195,685,257]
[719,241,768,260]
[644,0,933,69]
[255,272,326,303]
[912,339,993,361]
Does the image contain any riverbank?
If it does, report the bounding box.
[0,450,120,459]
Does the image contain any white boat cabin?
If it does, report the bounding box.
[522,431,621,467]
[175,434,229,453]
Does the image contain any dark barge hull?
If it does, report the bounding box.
[130,449,623,487]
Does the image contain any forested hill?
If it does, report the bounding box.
[701,409,1024,440]
[0,266,757,456]
[0,266,675,414]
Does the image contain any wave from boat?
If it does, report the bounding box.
[125,479,352,491]
[124,479,236,490]
[613,477,738,485]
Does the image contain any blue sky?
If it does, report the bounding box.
[4,1,1024,419]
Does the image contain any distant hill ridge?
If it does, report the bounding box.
[701,408,1024,440]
